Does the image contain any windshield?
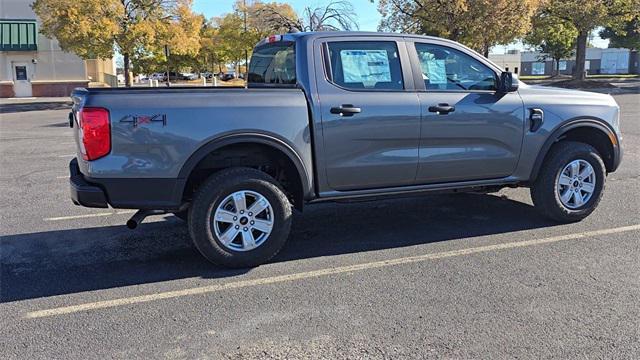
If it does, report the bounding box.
[248,41,296,88]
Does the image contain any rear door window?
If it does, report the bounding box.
[326,41,404,91]
[248,42,296,87]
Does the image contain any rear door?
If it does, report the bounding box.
[314,37,421,191]
[408,40,525,183]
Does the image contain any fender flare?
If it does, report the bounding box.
[177,132,312,199]
[529,117,621,181]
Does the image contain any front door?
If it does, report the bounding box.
[410,42,525,184]
[13,63,32,97]
[315,38,421,191]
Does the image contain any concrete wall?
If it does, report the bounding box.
[0,0,33,18]
[86,59,117,84]
[520,48,632,76]
[0,46,88,82]
[520,59,603,76]
[630,51,639,74]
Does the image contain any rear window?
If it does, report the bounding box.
[248,42,296,87]
[326,41,404,91]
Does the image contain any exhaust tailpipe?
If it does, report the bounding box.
[126,210,166,229]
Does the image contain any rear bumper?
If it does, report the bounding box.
[68,158,183,210]
[69,158,108,208]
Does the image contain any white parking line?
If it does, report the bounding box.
[55,175,69,179]
[56,154,76,158]
[24,224,640,319]
[43,210,137,222]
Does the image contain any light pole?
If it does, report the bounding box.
[243,0,248,81]
[164,45,171,87]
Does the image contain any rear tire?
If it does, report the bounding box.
[188,167,292,268]
[531,141,606,223]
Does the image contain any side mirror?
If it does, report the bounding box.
[499,72,519,93]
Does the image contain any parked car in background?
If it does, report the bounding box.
[69,32,622,268]
[162,72,182,82]
[182,73,198,81]
[220,72,236,81]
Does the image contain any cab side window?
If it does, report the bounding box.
[326,41,404,90]
[414,43,496,91]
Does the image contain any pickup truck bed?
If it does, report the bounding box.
[71,87,313,209]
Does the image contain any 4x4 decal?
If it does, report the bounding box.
[119,114,167,127]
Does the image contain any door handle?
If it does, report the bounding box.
[428,103,455,115]
[330,104,361,117]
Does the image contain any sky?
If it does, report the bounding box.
[193,0,382,31]
[192,0,609,54]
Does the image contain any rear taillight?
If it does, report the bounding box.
[78,107,110,161]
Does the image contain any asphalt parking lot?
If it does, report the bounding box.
[1,93,639,359]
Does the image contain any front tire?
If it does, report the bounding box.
[188,167,292,268]
[531,141,606,223]
[173,210,189,222]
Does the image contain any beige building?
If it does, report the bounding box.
[488,50,522,75]
[1,0,116,97]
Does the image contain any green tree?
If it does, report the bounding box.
[540,0,639,80]
[524,15,578,76]
[214,13,255,73]
[599,16,640,49]
[204,1,296,75]
[32,0,202,87]
[377,0,541,56]
[201,23,231,73]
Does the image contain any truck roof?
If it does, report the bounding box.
[254,31,491,69]
[255,31,463,48]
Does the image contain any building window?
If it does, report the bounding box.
[15,66,28,80]
[558,61,567,71]
[505,67,509,72]
[514,67,519,74]
[532,62,545,75]
[0,20,37,51]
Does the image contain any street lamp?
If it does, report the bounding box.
[244,0,248,82]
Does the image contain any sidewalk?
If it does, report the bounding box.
[1,97,72,114]
[524,77,640,94]
[1,96,71,104]
[573,86,640,95]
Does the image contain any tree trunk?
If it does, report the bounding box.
[573,32,588,80]
[555,58,560,77]
[123,52,131,87]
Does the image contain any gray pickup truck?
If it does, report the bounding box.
[69,31,622,267]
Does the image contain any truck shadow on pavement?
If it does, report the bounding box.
[1,193,557,303]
